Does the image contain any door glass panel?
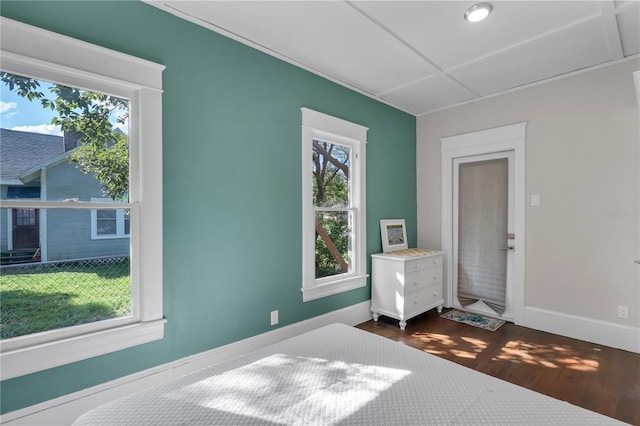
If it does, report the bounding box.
[457,158,508,314]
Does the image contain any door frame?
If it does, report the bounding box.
[11,207,40,249]
[441,122,526,325]
[452,151,514,320]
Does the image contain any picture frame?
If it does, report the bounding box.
[380,219,408,252]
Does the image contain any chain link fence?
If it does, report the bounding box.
[0,256,131,339]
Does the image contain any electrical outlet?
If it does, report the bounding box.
[618,305,629,320]
[270,310,279,326]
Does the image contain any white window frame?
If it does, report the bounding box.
[301,108,368,302]
[0,17,165,380]
[91,198,130,239]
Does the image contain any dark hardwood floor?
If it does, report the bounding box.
[356,309,640,425]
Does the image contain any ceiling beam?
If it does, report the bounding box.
[599,0,624,60]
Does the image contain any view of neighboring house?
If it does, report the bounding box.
[0,128,129,263]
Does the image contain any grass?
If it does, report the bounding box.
[0,260,130,339]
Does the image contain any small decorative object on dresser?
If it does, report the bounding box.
[379,219,408,252]
[371,249,444,330]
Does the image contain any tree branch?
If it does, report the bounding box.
[315,218,348,273]
[313,140,349,178]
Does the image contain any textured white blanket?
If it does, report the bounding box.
[74,323,622,425]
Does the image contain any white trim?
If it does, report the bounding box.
[1,319,166,382]
[1,200,130,210]
[40,168,47,261]
[7,208,13,251]
[0,17,164,90]
[301,275,367,301]
[301,107,368,142]
[441,122,526,324]
[524,306,640,354]
[634,70,640,109]
[0,18,164,379]
[0,302,373,426]
[301,108,368,302]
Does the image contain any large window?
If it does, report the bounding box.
[301,108,367,301]
[0,18,164,379]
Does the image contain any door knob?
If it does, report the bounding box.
[501,246,515,251]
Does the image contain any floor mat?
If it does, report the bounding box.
[440,309,505,331]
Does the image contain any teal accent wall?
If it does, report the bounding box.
[0,1,416,414]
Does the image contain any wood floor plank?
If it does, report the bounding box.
[356,309,639,425]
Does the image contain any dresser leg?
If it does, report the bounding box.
[372,313,379,321]
[399,320,407,331]
[437,304,443,313]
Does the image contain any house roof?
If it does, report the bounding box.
[0,129,65,185]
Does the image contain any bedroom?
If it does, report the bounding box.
[0,1,638,424]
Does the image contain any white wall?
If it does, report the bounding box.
[417,59,639,349]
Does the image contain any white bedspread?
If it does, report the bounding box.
[74,323,622,425]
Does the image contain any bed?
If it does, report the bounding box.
[74,323,622,425]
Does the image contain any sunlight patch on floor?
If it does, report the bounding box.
[411,332,489,359]
[493,340,599,372]
[409,331,599,373]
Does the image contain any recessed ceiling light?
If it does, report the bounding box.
[464,2,493,23]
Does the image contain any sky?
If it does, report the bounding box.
[0,81,62,135]
[0,76,128,135]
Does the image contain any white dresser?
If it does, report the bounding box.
[371,249,444,330]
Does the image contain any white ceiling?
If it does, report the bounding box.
[149,1,640,116]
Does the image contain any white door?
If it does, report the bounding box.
[452,151,515,320]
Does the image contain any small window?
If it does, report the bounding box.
[301,108,368,302]
[91,198,130,239]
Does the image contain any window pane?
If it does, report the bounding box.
[314,211,351,279]
[97,218,117,235]
[0,207,131,339]
[312,140,350,208]
[0,72,130,202]
[16,208,37,226]
[96,209,117,235]
[96,210,116,219]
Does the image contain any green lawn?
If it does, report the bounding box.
[0,261,130,339]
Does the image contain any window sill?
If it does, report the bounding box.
[0,318,166,380]
[91,235,130,240]
[302,274,367,302]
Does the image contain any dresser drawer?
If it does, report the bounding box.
[404,268,443,294]
[403,283,443,316]
[405,255,442,273]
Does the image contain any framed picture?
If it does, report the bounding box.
[380,219,408,252]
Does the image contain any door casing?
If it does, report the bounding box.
[440,122,526,325]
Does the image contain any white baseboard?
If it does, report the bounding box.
[1,300,373,425]
[524,306,640,353]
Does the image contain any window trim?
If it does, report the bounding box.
[0,17,165,380]
[91,198,131,240]
[301,108,368,302]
